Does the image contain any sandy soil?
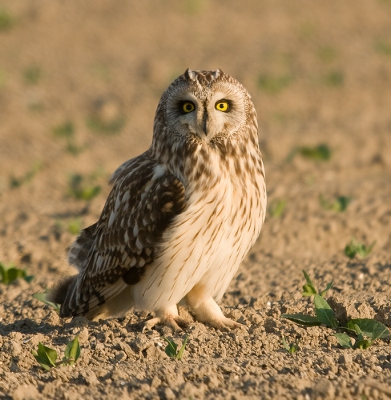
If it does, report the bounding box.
[1,1,391,399]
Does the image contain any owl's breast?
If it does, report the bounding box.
[132,148,266,310]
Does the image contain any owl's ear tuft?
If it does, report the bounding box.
[213,69,223,79]
[185,68,197,81]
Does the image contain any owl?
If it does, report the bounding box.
[49,69,266,331]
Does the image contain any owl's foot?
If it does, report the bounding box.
[142,305,189,332]
[186,295,244,331]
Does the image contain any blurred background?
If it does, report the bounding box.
[0,0,390,279]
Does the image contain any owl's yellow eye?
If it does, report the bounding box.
[215,101,229,112]
[182,102,195,113]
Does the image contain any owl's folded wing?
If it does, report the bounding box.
[50,155,186,317]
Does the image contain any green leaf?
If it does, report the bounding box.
[347,319,390,340]
[257,73,293,94]
[334,196,351,212]
[164,338,178,358]
[67,219,82,235]
[32,343,58,370]
[7,268,26,283]
[302,284,317,297]
[281,336,298,354]
[314,295,338,328]
[358,241,376,258]
[10,161,42,189]
[319,195,351,212]
[33,292,61,312]
[302,270,317,297]
[0,262,32,285]
[53,121,74,138]
[344,239,375,259]
[356,339,372,350]
[298,144,331,161]
[282,313,321,327]
[320,281,333,297]
[302,271,316,290]
[176,335,188,360]
[64,336,81,365]
[68,174,101,201]
[335,333,353,348]
[268,199,286,218]
[281,336,290,352]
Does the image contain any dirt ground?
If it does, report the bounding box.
[1,1,391,399]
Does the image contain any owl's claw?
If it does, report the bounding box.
[143,316,189,332]
[186,294,245,331]
[142,306,190,332]
[209,317,243,331]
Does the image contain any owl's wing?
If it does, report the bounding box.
[55,154,186,317]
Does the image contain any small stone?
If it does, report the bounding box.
[119,342,133,358]
[77,327,89,344]
[115,351,127,362]
[69,316,89,328]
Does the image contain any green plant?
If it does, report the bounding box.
[287,144,331,163]
[52,121,84,154]
[86,115,125,135]
[33,291,61,312]
[0,9,14,31]
[10,161,42,188]
[24,66,42,85]
[344,239,375,259]
[281,335,299,354]
[268,199,287,218]
[317,46,338,63]
[282,271,390,350]
[164,336,188,360]
[374,40,391,56]
[32,337,81,370]
[323,70,344,87]
[53,121,74,138]
[319,195,351,212]
[335,320,389,350]
[257,74,293,94]
[183,0,206,14]
[67,218,82,235]
[68,173,101,201]
[0,262,33,285]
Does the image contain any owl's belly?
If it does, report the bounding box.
[132,175,265,312]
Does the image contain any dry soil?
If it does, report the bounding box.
[1,1,391,399]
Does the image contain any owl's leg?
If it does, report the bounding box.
[143,304,189,332]
[185,288,242,331]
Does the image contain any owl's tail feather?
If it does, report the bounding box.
[48,274,131,319]
[47,275,78,317]
[67,222,97,271]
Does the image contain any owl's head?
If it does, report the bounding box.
[155,69,256,145]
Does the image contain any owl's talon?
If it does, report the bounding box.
[142,316,188,332]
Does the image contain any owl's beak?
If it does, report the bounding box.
[202,112,209,136]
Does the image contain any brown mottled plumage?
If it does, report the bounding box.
[50,69,266,330]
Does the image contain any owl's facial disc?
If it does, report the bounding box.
[166,84,247,142]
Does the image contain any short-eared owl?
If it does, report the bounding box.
[50,69,266,330]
